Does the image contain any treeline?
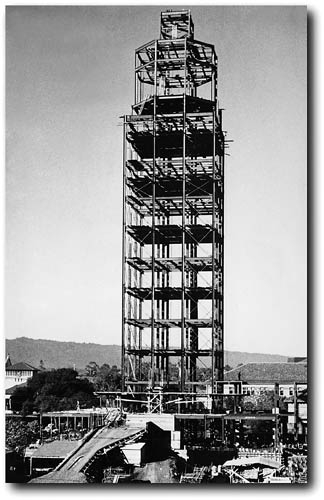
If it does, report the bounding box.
[11,363,125,414]
[84,361,224,386]
[10,361,235,416]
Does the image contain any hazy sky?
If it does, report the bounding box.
[6,5,307,356]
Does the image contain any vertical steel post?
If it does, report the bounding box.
[180,37,187,393]
[294,382,298,442]
[220,108,224,379]
[211,106,216,394]
[121,116,126,391]
[134,50,137,106]
[150,39,158,387]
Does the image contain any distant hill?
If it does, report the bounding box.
[5,337,288,372]
[224,350,287,368]
[5,337,121,371]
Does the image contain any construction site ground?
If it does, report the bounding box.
[133,458,180,483]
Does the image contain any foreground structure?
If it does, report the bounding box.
[122,9,225,406]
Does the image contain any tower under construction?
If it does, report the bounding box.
[122,10,225,405]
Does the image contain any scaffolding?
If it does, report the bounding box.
[122,10,225,403]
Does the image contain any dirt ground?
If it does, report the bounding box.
[133,458,181,483]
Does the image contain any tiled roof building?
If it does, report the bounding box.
[5,355,38,393]
[224,362,307,384]
[9,362,38,372]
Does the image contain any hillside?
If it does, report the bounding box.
[5,337,121,371]
[5,337,288,371]
[224,350,287,368]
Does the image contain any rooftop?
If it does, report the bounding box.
[223,457,280,469]
[31,440,79,459]
[6,382,27,395]
[6,361,38,372]
[224,362,307,384]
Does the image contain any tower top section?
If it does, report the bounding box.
[133,10,218,110]
[160,10,194,40]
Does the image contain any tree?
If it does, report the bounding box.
[85,361,99,378]
[6,419,40,453]
[10,385,34,414]
[11,368,97,414]
[93,364,122,391]
[196,367,212,381]
[242,391,275,412]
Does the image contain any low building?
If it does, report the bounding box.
[6,448,26,483]
[224,362,307,397]
[5,355,38,391]
[5,382,27,413]
[5,355,39,413]
[224,361,307,443]
[287,388,307,442]
[222,456,281,483]
[25,440,80,479]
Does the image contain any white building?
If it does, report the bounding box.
[5,355,38,412]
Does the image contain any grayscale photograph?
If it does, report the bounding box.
[5,5,307,485]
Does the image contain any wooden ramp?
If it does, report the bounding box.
[28,425,145,483]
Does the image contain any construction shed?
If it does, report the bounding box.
[26,440,80,478]
[121,442,146,466]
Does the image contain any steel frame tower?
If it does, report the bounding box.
[122,10,225,400]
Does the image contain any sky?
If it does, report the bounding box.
[5,5,307,356]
